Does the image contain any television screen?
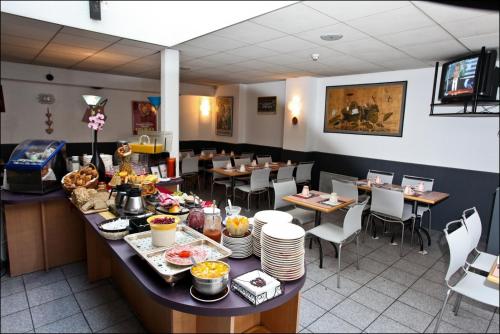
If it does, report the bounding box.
[441,56,479,99]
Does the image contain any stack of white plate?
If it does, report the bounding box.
[222,229,253,259]
[252,210,293,257]
[261,222,305,281]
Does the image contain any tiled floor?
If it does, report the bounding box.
[2,183,498,333]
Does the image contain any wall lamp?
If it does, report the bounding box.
[200,97,211,117]
[288,96,302,125]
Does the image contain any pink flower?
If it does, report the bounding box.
[88,112,106,131]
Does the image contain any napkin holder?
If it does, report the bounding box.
[231,270,283,305]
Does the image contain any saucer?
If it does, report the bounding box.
[190,286,229,303]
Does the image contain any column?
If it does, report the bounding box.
[160,48,180,175]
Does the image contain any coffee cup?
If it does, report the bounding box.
[330,192,338,203]
[287,160,292,166]
[417,182,425,192]
[230,151,234,157]
[367,179,372,187]
[239,165,245,172]
[226,162,232,169]
[221,150,225,155]
[209,153,214,158]
[302,186,310,197]
[375,176,382,184]
[252,160,257,166]
[264,162,269,168]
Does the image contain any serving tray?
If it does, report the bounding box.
[124,225,232,285]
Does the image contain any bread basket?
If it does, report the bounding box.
[62,163,99,194]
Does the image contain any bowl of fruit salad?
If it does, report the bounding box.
[147,215,180,247]
[190,260,230,295]
[224,215,249,237]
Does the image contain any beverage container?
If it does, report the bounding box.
[287,160,292,166]
[302,185,310,197]
[330,192,338,203]
[203,207,222,243]
[187,208,205,233]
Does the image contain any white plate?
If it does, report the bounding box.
[322,200,339,206]
[261,222,305,240]
[254,210,293,225]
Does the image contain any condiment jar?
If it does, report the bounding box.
[203,207,222,243]
[187,207,205,233]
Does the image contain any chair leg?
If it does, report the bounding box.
[453,294,463,315]
[411,217,416,248]
[356,235,360,270]
[428,209,432,233]
[318,237,323,269]
[247,192,251,211]
[337,244,342,289]
[434,290,452,333]
[364,214,372,242]
[267,189,271,209]
[211,181,214,199]
[400,222,405,257]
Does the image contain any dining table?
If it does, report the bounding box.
[487,256,499,285]
[356,179,450,254]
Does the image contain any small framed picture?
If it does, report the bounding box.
[150,166,161,178]
[159,163,168,178]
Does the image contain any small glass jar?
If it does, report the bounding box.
[203,207,222,243]
[187,207,205,233]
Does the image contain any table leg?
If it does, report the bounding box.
[413,201,429,255]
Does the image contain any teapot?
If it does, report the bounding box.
[109,183,131,208]
[123,187,145,215]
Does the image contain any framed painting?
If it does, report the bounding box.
[257,96,277,113]
[323,81,407,137]
[132,101,157,135]
[216,96,233,136]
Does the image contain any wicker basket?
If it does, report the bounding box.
[62,163,99,194]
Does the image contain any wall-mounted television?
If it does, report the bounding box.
[438,49,498,103]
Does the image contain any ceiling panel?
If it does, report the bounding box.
[378,26,453,48]
[212,21,287,44]
[51,32,114,50]
[175,44,219,60]
[304,1,410,21]
[60,26,121,43]
[459,33,500,51]
[411,1,494,23]
[251,3,337,34]
[185,35,249,52]
[399,39,469,61]
[256,36,318,53]
[225,45,278,59]
[105,43,158,58]
[296,23,370,47]
[440,14,499,39]
[1,12,61,41]
[1,34,48,50]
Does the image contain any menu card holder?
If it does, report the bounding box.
[231,270,283,305]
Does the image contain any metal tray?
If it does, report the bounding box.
[124,225,232,285]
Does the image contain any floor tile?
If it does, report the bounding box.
[34,313,91,333]
[422,268,446,284]
[451,295,496,321]
[356,257,389,275]
[1,276,25,298]
[431,259,448,273]
[1,291,29,316]
[365,315,416,333]
[404,252,440,268]
[321,274,362,297]
[299,328,313,333]
[366,249,400,266]
[425,317,467,333]
[383,301,433,332]
[392,258,428,276]
[83,298,133,332]
[299,298,326,328]
[380,267,419,287]
[75,284,120,310]
[343,242,374,257]
[0,309,33,333]
[366,276,407,299]
[411,277,448,300]
[305,262,336,283]
[26,280,72,307]
[30,295,80,328]
[397,288,444,316]
[23,269,65,291]
[67,274,108,294]
[97,317,146,333]
[61,262,86,279]
[331,298,379,330]
[302,284,345,311]
[350,286,395,313]
[339,264,376,285]
[308,312,361,333]
[487,321,500,333]
[492,311,499,324]
[440,303,491,333]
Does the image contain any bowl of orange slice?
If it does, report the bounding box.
[224,215,249,237]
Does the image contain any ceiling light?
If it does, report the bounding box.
[320,33,343,41]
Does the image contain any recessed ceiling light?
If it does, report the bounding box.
[320,33,343,41]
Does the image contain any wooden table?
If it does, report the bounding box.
[197,154,240,161]
[356,180,450,254]
[283,190,355,251]
[487,256,499,284]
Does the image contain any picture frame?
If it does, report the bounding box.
[150,166,161,178]
[132,101,157,135]
[323,81,407,137]
[216,96,233,136]
[159,163,168,178]
[257,96,277,113]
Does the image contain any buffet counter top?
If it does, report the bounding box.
[83,211,305,317]
[1,189,67,204]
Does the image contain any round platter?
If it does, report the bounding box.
[261,221,305,240]
[164,245,207,266]
[254,210,293,225]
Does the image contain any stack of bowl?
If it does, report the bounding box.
[252,210,293,257]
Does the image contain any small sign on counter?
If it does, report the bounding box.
[231,270,283,305]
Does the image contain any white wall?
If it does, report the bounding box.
[0,61,214,144]
[214,84,241,144]
[179,95,214,141]
[305,67,499,173]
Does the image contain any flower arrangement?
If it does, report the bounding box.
[88,112,105,131]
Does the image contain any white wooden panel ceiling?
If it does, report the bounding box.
[1,1,499,85]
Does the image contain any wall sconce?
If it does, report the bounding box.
[288,96,301,125]
[200,97,211,117]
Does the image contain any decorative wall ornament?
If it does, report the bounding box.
[37,94,55,134]
[216,96,233,136]
[257,96,277,113]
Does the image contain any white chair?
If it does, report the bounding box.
[234,157,251,167]
[319,171,358,193]
[434,220,499,333]
[401,175,434,231]
[367,169,394,184]
[180,149,194,160]
[211,160,243,200]
[201,148,216,156]
[233,168,271,210]
[462,207,497,273]
[180,156,200,191]
[272,178,315,226]
[332,179,359,203]
[306,199,369,288]
[270,165,295,187]
[296,162,314,187]
[240,152,254,160]
[256,155,272,164]
[365,187,415,256]
[212,155,230,162]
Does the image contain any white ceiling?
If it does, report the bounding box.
[1,1,499,85]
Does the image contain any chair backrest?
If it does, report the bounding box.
[444,220,469,282]
[401,175,434,191]
[332,179,358,202]
[257,155,272,164]
[212,155,230,162]
[276,166,295,181]
[212,160,228,180]
[296,162,314,184]
[240,152,254,160]
[181,157,199,175]
[367,169,394,184]
[201,148,216,155]
[250,168,271,191]
[462,207,482,253]
[371,186,404,219]
[319,172,358,193]
[343,198,369,237]
[180,150,194,160]
[273,178,297,209]
[234,157,251,167]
